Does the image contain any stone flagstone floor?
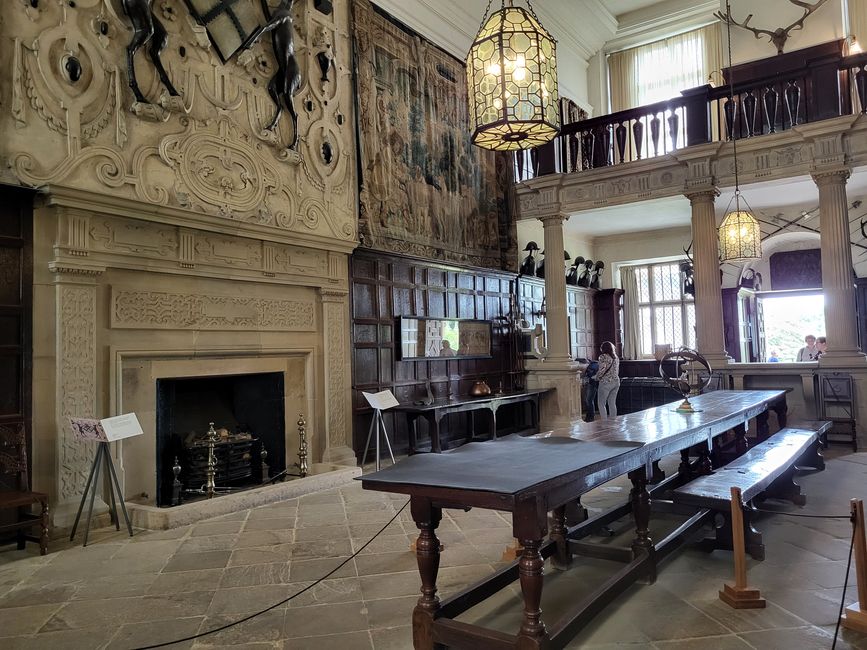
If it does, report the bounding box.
[2,450,867,648]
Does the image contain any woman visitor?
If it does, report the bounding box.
[596,341,621,419]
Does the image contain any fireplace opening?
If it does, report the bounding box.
[155,372,286,507]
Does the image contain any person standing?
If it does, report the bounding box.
[816,336,827,359]
[582,358,599,422]
[596,341,621,419]
[796,334,819,361]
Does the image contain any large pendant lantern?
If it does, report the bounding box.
[466,1,560,151]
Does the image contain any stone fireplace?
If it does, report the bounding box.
[0,1,361,527]
[154,370,288,506]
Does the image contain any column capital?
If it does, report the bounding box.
[538,213,568,226]
[811,167,851,187]
[684,187,720,204]
[318,288,349,303]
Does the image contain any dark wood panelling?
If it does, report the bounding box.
[350,250,522,458]
[770,248,822,290]
[516,277,596,360]
[593,289,624,358]
[0,186,33,489]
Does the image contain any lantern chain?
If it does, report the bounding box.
[724,0,740,194]
[475,0,497,36]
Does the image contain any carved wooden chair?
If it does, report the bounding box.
[0,424,49,555]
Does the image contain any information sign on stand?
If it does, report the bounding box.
[362,390,398,471]
[68,414,143,546]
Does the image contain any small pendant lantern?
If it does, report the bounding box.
[466,0,560,151]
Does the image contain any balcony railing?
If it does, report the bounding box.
[515,43,867,182]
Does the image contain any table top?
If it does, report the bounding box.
[360,390,785,502]
[391,388,552,413]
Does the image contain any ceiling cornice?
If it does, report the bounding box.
[605,0,718,53]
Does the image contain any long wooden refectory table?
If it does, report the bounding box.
[360,389,787,650]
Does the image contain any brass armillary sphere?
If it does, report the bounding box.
[466,0,560,151]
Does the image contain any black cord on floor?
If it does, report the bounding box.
[134,499,411,650]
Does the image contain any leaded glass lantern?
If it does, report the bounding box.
[719,194,762,262]
[466,1,560,151]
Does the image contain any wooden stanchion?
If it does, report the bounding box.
[841,498,867,633]
[719,486,766,609]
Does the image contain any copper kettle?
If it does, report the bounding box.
[469,380,492,397]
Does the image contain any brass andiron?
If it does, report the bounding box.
[205,422,218,499]
[296,414,309,478]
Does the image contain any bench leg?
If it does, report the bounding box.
[763,468,806,506]
[550,505,571,570]
[16,507,26,550]
[704,509,765,561]
[565,497,588,526]
[797,440,825,472]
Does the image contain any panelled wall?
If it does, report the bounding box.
[0,186,33,488]
[350,250,604,458]
[350,250,521,458]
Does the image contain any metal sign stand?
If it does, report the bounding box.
[362,408,395,471]
[70,442,133,547]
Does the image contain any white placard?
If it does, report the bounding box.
[99,413,144,442]
[362,390,399,411]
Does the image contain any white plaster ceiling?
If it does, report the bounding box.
[599,0,670,18]
[564,195,692,238]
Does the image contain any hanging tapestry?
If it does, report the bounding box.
[352,0,516,271]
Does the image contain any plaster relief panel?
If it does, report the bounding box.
[111,289,316,331]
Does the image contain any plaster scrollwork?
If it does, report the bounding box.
[111,289,316,331]
[57,285,97,501]
[4,0,355,248]
[160,118,280,220]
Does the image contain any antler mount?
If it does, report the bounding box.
[714,0,831,55]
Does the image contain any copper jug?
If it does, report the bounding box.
[469,380,492,397]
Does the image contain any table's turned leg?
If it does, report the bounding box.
[772,397,788,429]
[734,423,749,456]
[518,539,547,645]
[431,414,442,453]
[678,449,692,478]
[629,468,655,583]
[550,505,571,570]
[756,409,770,442]
[696,446,713,475]
[491,406,498,440]
[411,498,442,650]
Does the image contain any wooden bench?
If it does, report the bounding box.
[671,421,831,561]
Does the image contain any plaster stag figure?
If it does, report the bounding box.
[121,0,180,104]
[244,0,303,149]
[714,0,830,55]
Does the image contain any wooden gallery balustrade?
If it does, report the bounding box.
[515,40,867,182]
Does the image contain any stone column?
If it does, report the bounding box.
[524,212,582,428]
[813,169,866,365]
[686,188,730,367]
[319,289,357,466]
[539,213,571,364]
